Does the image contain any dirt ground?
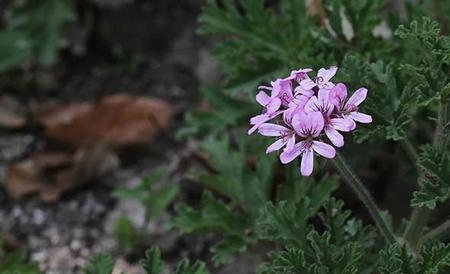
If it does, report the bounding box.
[0,1,254,273]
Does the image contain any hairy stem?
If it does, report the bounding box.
[332,152,397,244]
[403,207,431,253]
[423,218,450,241]
[403,100,449,253]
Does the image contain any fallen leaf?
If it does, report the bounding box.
[4,144,119,202]
[0,101,26,129]
[35,94,173,146]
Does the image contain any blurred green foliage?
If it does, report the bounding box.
[0,0,74,71]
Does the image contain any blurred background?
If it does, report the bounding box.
[1,0,449,273]
[0,0,222,273]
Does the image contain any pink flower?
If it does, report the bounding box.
[248,66,371,176]
[248,110,283,135]
[305,90,354,147]
[329,83,372,126]
[280,112,336,176]
[300,66,337,91]
[286,68,313,83]
[258,123,295,153]
[259,78,294,107]
[247,91,283,134]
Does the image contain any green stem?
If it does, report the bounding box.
[401,138,419,165]
[403,100,449,253]
[423,218,450,241]
[403,207,431,253]
[332,152,397,244]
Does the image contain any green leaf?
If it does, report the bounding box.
[8,0,75,65]
[377,242,450,274]
[377,244,414,274]
[196,134,276,214]
[419,242,450,274]
[0,251,41,274]
[394,18,450,105]
[256,199,313,245]
[113,169,178,219]
[173,191,249,234]
[258,248,309,274]
[177,86,257,138]
[173,191,251,265]
[260,230,365,274]
[0,30,31,71]
[114,216,139,250]
[140,247,163,274]
[256,176,337,245]
[83,254,114,274]
[174,259,209,274]
[412,144,450,209]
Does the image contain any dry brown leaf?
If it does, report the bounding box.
[35,94,173,146]
[0,102,26,129]
[4,144,119,202]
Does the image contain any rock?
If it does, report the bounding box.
[113,258,144,274]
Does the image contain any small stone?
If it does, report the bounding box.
[32,209,46,225]
[70,239,83,251]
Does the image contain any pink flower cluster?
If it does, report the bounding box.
[248,67,372,176]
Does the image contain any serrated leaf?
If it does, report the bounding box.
[174,259,209,274]
[8,0,74,65]
[419,242,450,274]
[256,199,312,245]
[83,254,114,274]
[140,247,163,274]
[172,191,251,265]
[412,144,450,209]
[377,244,414,274]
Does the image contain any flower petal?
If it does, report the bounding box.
[258,123,289,136]
[300,78,316,90]
[248,123,259,135]
[289,68,313,82]
[286,135,296,151]
[266,139,286,153]
[280,141,304,164]
[256,91,271,106]
[325,126,344,147]
[266,98,281,113]
[329,83,347,107]
[346,87,368,107]
[305,96,320,112]
[250,114,269,125]
[307,111,325,137]
[300,148,314,176]
[330,118,354,132]
[294,86,314,97]
[292,111,324,137]
[349,112,372,123]
[317,66,338,83]
[312,141,336,158]
[318,88,330,102]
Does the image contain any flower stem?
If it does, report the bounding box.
[403,207,431,253]
[403,100,449,253]
[423,218,450,241]
[332,152,397,244]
